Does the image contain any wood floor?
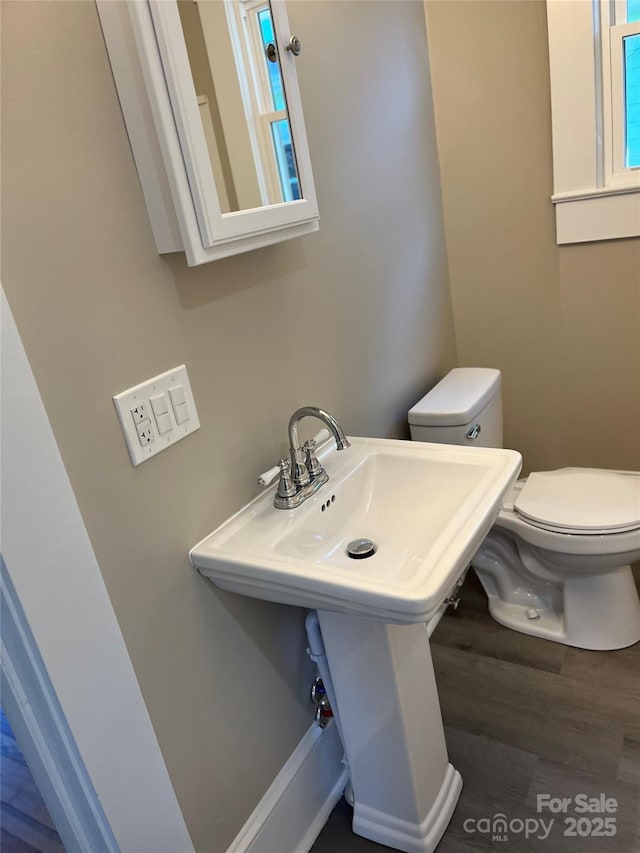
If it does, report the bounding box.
[0,709,64,853]
[312,568,640,853]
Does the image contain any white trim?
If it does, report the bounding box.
[593,0,606,186]
[546,0,640,243]
[227,721,347,853]
[615,0,628,25]
[551,183,640,201]
[607,19,640,178]
[1,561,118,852]
[547,0,600,195]
[554,188,640,242]
[0,289,195,853]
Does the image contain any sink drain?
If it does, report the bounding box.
[346,538,376,559]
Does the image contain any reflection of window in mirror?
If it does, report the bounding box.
[625,32,640,166]
[253,4,301,202]
[177,0,238,212]
[177,0,301,213]
[624,0,640,167]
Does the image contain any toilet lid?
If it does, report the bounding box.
[514,469,640,535]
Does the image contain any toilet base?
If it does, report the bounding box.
[476,565,640,650]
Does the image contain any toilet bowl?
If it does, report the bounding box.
[409,368,640,650]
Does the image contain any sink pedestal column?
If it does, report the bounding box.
[317,610,462,853]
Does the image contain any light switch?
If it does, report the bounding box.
[151,393,169,417]
[173,402,190,424]
[113,365,200,466]
[155,411,173,435]
[169,385,186,407]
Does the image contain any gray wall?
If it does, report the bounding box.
[1,2,456,849]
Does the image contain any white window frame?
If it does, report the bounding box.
[227,0,295,206]
[547,0,640,244]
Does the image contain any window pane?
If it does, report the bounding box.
[624,33,640,166]
[271,119,300,201]
[257,7,286,113]
[628,0,640,23]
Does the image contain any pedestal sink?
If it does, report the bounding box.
[190,437,521,852]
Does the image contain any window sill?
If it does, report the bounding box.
[552,187,640,244]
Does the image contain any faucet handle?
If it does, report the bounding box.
[303,438,325,480]
[276,458,297,500]
[257,463,280,487]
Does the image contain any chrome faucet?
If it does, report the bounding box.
[274,407,351,509]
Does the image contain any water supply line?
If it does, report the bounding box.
[305,611,352,802]
[305,611,345,743]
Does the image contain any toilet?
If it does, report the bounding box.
[408,368,640,650]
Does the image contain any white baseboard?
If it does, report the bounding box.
[227,720,348,853]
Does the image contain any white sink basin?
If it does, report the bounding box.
[190,437,522,623]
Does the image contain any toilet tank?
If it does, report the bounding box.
[408,368,503,449]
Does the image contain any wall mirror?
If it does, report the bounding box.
[178,0,301,213]
[97,0,319,265]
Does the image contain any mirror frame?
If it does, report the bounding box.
[97,0,319,266]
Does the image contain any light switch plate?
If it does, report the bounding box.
[113,365,200,466]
